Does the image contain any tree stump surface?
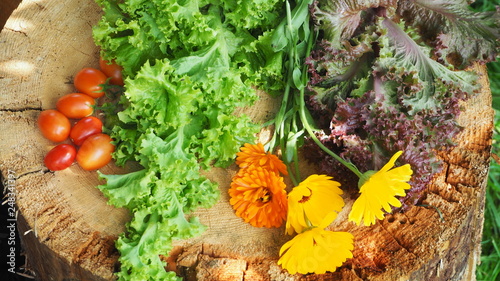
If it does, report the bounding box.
[0,0,493,280]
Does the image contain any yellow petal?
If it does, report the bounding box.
[348,151,413,226]
[379,150,403,173]
[319,211,339,229]
[286,174,344,233]
[278,228,354,275]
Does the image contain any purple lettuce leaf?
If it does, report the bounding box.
[303,0,491,209]
[310,0,398,47]
[397,0,500,67]
[376,17,479,114]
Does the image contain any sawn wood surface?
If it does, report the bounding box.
[0,0,493,280]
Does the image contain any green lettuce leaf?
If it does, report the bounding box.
[221,0,284,29]
[120,60,202,132]
[97,169,155,209]
[93,0,285,89]
[98,126,219,280]
[116,193,207,281]
[93,1,284,278]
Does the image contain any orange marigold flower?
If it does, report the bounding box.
[229,166,288,228]
[235,143,288,175]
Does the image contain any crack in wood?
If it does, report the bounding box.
[8,168,49,182]
[72,231,119,267]
[35,2,46,10]
[0,107,42,112]
[3,27,28,37]
[69,44,94,58]
[378,221,417,258]
[1,169,49,193]
[241,262,249,281]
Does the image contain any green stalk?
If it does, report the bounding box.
[298,92,364,178]
[284,0,301,186]
[268,0,304,186]
[296,29,364,179]
[269,0,364,184]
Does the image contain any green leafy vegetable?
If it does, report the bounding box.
[92,0,289,280]
[266,0,316,185]
[97,58,259,280]
[306,0,499,207]
[397,0,500,67]
[377,17,479,113]
[91,0,500,279]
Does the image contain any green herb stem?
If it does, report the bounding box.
[298,89,364,179]
[271,0,364,183]
[297,29,364,179]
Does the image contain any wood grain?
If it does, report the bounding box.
[0,0,493,280]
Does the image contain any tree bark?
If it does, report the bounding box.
[0,0,493,280]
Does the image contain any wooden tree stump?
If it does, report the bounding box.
[0,0,493,280]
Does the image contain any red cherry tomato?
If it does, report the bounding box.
[56,93,95,119]
[99,57,124,86]
[76,133,115,171]
[44,144,77,171]
[74,67,108,98]
[70,116,103,146]
[38,109,71,142]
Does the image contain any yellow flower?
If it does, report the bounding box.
[348,151,413,226]
[236,143,288,175]
[278,214,354,275]
[286,174,344,235]
[229,166,288,228]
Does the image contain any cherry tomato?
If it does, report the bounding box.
[38,109,71,142]
[76,133,115,171]
[74,67,108,98]
[44,144,77,171]
[99,57,124,86]
[56,93,95,119]
[70,116,103,146]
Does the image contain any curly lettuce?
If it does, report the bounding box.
[93,0,285,85]
[92,1,288,280]
[311,0,397,48]
[306,0,499,207]
[376,17,479,113]
[397,0,500,67]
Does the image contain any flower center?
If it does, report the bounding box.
[298,187,312,203]
[257,188,272,205]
